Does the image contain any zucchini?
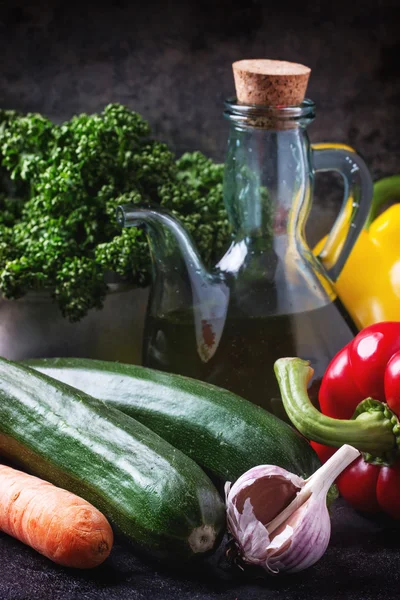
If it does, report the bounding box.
[26,357,320,481]
[0,358,225,561]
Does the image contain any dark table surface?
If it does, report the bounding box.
[1,498,399,600]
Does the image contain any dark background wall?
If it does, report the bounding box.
[0,0,399,241]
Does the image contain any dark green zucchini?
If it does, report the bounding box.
[0,357,225,561]
[26,357,320,481]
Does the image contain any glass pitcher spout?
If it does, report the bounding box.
[116,205,209,279]
[116,205,230,362]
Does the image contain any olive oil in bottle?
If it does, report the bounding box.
[144,299,356,417]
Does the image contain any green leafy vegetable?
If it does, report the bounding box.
[0,105,230,321]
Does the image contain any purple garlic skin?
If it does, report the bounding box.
[225,445,360,574]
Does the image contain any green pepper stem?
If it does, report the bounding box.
[274,358,397,456]
[365,175,400,229]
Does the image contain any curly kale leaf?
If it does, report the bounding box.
[0,112,54,183]
[0,105,231,321]
[160,152,230,265]
[55,257,108,322]
[95,228,150,285]
[52,104,151,194]
[0,194,24,227]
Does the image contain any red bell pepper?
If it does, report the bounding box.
[274,322,400,519]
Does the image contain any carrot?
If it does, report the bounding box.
[0,464,113,568]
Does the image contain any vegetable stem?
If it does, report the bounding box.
[366,175,400,229]
[274,358,397,456]
[267,444,360,535]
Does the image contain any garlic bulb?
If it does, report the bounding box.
[225,444,360,574]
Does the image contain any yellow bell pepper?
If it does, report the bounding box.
[314,176,400,330]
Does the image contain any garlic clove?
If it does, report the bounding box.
[265,494,331,573]
[225,444,360,574]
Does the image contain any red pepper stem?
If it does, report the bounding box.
[274,358,397,457]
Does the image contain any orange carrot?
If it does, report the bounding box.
[0,464,113,568]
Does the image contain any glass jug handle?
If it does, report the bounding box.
[311,143,373,282]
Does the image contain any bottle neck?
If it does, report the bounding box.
[222,99,315,248]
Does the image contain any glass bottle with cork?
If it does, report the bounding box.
[117,59,373,418]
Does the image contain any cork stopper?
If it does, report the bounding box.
[232,59,311,107]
